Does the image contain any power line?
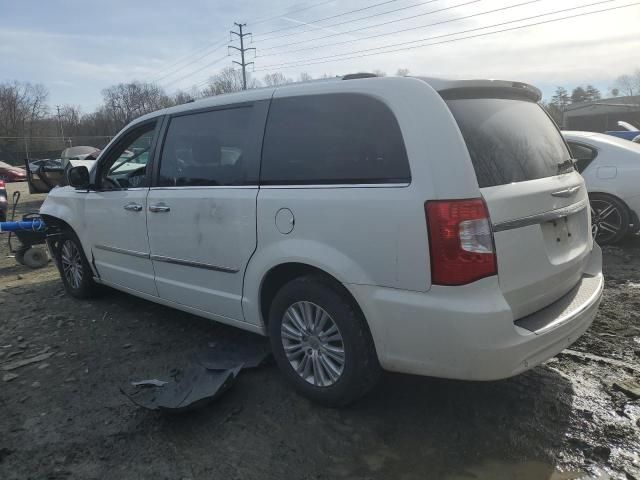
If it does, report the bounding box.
[248,0,336,26]
[252,0,403,38]
[153,40,230,83]
[259,0,494,57]
[255,0,441,43]
[253,1,639,71]
[153,0,336,79]
[151,37,230,80]
[254,0,622,68]
[161,54,230,88]
[259,0,534,55]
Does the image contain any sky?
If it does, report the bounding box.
[1,0,639,112]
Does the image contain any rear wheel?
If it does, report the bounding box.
[268,275,381,406]
[55,231,98,299]
[589,193,629,245]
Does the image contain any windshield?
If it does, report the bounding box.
[445,97,573,188]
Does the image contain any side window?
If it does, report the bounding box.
[568,142,597,173]
[158,105,260,187]
[261,93,411,185]
[98,121,157,190]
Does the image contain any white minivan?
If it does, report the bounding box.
[41,75,603,405]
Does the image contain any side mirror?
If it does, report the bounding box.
[67,166,90,189]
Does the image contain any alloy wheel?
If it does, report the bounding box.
[281,301,345,387]
[60,240,83,289]
[590,199,623,244]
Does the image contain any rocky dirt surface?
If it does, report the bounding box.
[0,182,638,480]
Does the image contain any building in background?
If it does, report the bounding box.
[563,95,640,132]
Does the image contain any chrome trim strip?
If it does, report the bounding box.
[260,183,410,189]
[150,185,257,190]
[150,255,239,273]
[492,199,588,232]
[550,185,582,197]
[149,184,410,190]
[94,244,150,259]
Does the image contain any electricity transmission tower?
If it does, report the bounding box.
[229,22,255,90]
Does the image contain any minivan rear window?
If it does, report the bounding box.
[445,97,573,188]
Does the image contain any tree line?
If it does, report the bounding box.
[0,67,412,164]
[4,66,636,163]
[545,69,640,124]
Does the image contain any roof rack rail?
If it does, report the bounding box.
[342,73,377,80]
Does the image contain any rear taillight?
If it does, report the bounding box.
[0,180,5,188]
[425,198,497,286]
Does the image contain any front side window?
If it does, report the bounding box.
[99,121,157,190]
[158,106,258,187]
[261,93,411,185]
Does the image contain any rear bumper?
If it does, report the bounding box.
[346,243,603,380]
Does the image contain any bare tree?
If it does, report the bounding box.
[171,90,194,106]
[396,68,410,77]
[58,105,82,136]
[372,69,387,77]
[263,72,292,86]
[0,81,49,161]
[614,71,640,97]
[101,82,171,129]
[201,67,260,97]
[298,72,313,82]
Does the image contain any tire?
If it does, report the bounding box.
[14,249,26,266]
[268,274,381,406]
[22,247,49,269]
[54,231,98,299]
[589,193,630,245]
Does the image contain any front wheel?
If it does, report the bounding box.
[589,193,630,245]
[268,275,381,406]
[55,232,98,299]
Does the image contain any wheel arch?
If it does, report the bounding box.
[258,262,370,335]
[40,214,98,276]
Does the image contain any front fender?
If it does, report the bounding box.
[40,188,92,258]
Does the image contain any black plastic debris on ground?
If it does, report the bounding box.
[194,335,272,370]
[121,336,272,413]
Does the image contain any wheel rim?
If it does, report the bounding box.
[281,301,345,387]
[60,240,83,289]
[590,199,623,244]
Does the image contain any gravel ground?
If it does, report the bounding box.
[0,182,639,480]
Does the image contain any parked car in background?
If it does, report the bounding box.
[605,121,640,142]
[61,146,100,161]
[0,161,27,182]
[0,180,7,222]
[41,76,603,405]
[564,131,640,244]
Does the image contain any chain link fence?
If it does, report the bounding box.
[0,136,114,166]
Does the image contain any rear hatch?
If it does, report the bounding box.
[441,85,592,319]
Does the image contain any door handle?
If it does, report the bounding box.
[149,203,170,213]
[123,203,143,212]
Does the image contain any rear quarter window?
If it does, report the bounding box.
[567,141,598,173]
[444,97,573,188]
[261,93,410,185]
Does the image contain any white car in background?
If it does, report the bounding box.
[564,131,640,244]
